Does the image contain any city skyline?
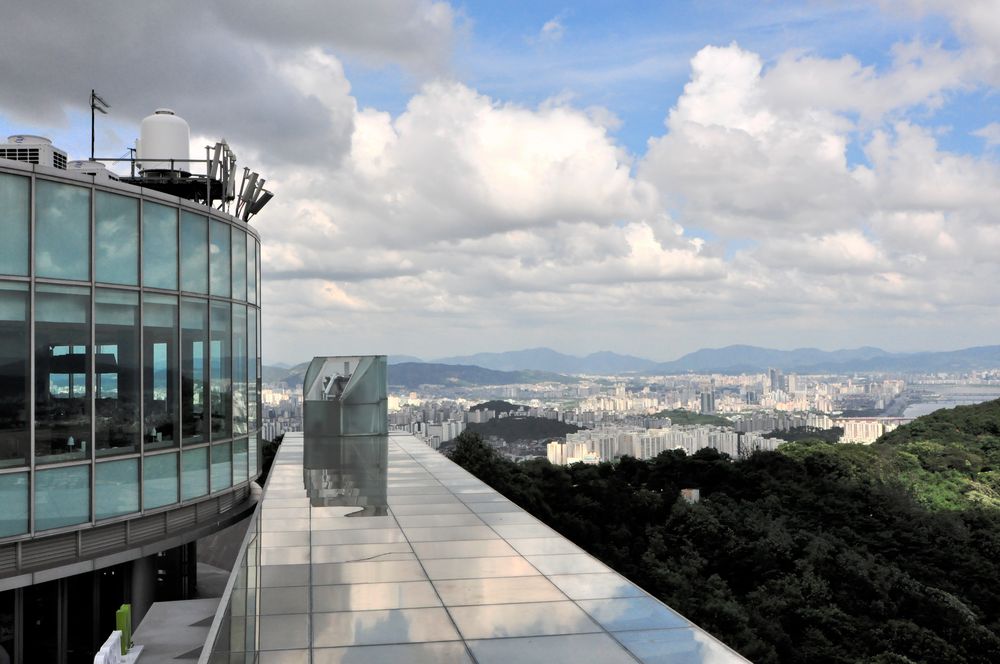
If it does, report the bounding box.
[4,1,1000,363]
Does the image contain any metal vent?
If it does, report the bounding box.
[0,546,15,574]
[0,148,40,164]
[197,499,217,522]
[81,522,126,556]
[166,505,197,531]
[218,492,235,514]
[53,151,67,169]
[21,533,77,569]
[130,515,166,542]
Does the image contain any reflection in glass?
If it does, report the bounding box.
[234,437,248,482]
[303,434,388,513]
[248,307,258,433]
[35,179,90,280]
[211,442,232,493]
[144,293,178,449]
[181,211,209,293]
[211,301,232,439]
[0,172,29,276]
[95,458,139,519]
[182,298,209,445]
[142,200,178,289]
[95,191,139,285]
[246,234,257,304]
[95,289,140,456]
[182,446,209,500]
[144,452,179,508]
[210,220,231,297]
[0,472,28,536]
[35,465,90,530]
[233,304,248,436]
[249,434,258,479]
[34,284,90,461]
[0,282,28,467]
[232,227,246,301]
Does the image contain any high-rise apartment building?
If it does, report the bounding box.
[0,113,268,662]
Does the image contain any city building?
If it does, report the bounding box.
[0,111,268,662]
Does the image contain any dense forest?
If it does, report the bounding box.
[464,416,581,444]
[653,408,733,427]
[448,399,1000,663]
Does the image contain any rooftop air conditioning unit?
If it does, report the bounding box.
[0,135,67,169]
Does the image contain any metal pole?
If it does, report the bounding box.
[90,89,95,161]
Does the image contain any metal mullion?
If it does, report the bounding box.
[90,183,96,527]
[28,173,35,537]
[175,207,183,504]
[138,200,145,513]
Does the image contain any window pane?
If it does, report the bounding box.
[210,220,231,297]
[233,304,247,436]
[144,452,178,509]
[0,173,29,276]
[35,465,90,530]
[35,284,90,462]
[210,301,231,440]
[181,446,209,500]
[246,234,257,305]
[182,298,209,445]
[0,472,28,536]
[249,434,258,480]
[144,293,178,449]
[233,437,248,482]
[142,201,178,289]
[232,227,246,301]
[36,179,90,280]
[248,307,258,433]
[95,458,139,519]
[211,442,232,493]
[95,289,140,456]
[95,192,138,285]
[0,282,28,467]
[181,211,209,294]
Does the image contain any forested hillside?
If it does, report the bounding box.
[448,399,1000,663]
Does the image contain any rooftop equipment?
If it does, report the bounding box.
[1,135,67,169]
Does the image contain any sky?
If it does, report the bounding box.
[3,0,1000,364]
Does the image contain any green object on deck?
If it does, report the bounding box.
[116,604,132,655]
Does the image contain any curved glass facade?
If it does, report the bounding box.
[0,164,262,539]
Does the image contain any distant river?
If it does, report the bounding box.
[902,386,1000,418]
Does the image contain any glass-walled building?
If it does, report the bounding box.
[0,156,262,662]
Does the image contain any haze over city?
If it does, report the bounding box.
[3,1,999,364]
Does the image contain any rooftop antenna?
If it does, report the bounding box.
[90,89,110,161]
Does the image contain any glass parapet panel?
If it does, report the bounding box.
[142,201,178,290]
[95,289,140,456]
[0,172,29,276]
[233,438,248,483]
[180,211,209,294]
[34,284,90,462]
[95,191,139,285]
[0,472,28,537]
[0,282,28,468]
[303,356,388,437]
[232,227,246,301]
[95,458,139,519]
[35,179,90,281]
[35,464,90,530]
[210,220,231,298]
[144,451,179,509]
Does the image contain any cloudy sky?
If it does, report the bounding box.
[3,0,1000,363]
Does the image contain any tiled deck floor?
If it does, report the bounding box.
[203,432,747,663]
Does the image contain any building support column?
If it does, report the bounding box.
[130,555,156,628]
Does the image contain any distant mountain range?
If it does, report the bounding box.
[262,345,1000,384]
[428,345,1000,374]
[432,348,657,373]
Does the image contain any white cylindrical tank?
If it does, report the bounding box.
[137,108,190,174]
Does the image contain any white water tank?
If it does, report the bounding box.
[137,108,190,174]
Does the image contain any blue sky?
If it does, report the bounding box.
[4,1,1000,361]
